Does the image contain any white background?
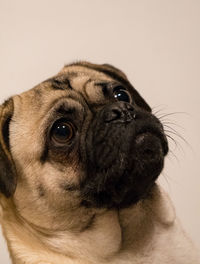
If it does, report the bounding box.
[0,0,200,263]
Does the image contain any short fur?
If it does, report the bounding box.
[0,62,199,264]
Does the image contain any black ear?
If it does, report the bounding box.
[100,63,128,80]
[0,99,17,197]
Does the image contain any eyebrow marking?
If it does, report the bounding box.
[47,76,73,90]
[82,78,93,100]
[94,82,110,96]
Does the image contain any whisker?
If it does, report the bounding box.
[165,133,179,149]
[158,112,189,120]
[154,109,193,152]
[152,106,168,116]
[167,149,180,164]
[152,104,167,111]
[162,121,184,130]
[163,124,188,144]
[163,124,182,134]
[164,129,191,150]
[159,171,171,190]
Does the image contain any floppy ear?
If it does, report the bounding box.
[0,98,17,197]
[101,63,128,80]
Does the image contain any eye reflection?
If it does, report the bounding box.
[113,89,131,103]
[51,119,75,144]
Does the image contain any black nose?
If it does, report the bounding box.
[103,102,136,123]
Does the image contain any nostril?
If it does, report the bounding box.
[103,102,136,123]
[104,108,121,122]
[112,109,121,119]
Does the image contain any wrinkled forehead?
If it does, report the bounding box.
[12,65,115,119]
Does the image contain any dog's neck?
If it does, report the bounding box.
[0,185,175,264]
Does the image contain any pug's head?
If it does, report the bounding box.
[0,62,168,227]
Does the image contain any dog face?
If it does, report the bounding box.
[0,62,168,229]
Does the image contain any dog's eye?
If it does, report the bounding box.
[113,87,131,103]
[51,119,75,144]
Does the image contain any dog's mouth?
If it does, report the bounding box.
[80,106,168,209]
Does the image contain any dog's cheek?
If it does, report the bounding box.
[11,161,83,229]
[38,163,81,204]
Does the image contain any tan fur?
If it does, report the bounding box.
[0,63,199,264]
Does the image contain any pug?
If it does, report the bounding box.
[0,62,199,264]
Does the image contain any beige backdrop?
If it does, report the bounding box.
[0,0,200,263]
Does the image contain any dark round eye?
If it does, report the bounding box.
[113,89,131,103]
[51,119,75,144]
